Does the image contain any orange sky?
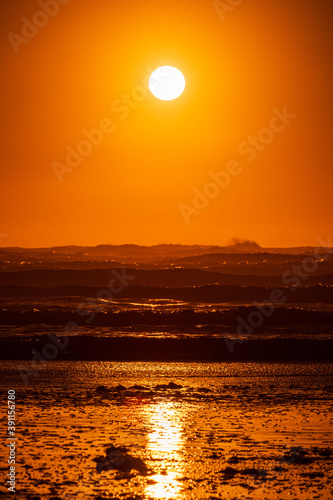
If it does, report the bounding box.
[1,0,332,248]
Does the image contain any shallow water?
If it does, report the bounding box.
[1,361,333,499]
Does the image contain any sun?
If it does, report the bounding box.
[149,66,185,101]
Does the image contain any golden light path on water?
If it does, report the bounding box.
[142,401,186,499]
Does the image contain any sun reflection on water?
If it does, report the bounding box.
[143,401,186,499]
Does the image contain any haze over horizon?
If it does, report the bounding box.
[1,238,332,251]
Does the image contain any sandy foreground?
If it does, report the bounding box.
[0,361,332,499]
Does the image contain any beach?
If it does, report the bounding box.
[1,360,332,499]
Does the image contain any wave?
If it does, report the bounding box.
[0,284,332,303]
[0,306,333,327]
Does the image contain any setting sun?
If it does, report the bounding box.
[149,66,185,101]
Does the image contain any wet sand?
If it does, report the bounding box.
[1,361,332,499]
